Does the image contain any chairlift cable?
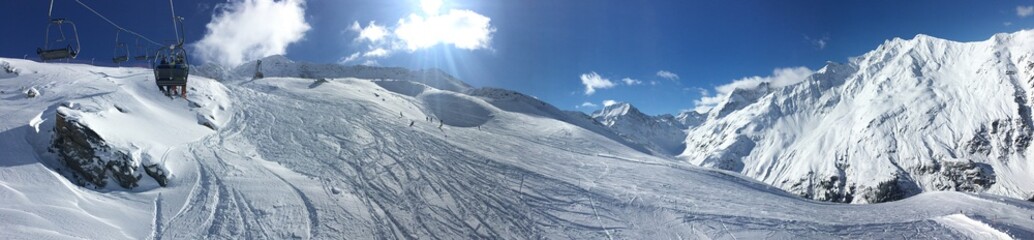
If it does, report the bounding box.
[68,0,164,47]
[169,0,180,46]
[48,0,55,19]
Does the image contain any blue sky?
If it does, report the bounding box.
[2,0,1033,115]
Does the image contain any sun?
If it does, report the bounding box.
[420,0,443,16]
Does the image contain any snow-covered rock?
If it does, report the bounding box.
[25,87,38,98]
[1,60,18,79]
[682,30,1034,203]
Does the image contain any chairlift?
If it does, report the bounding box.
[37,0,80,61]
[112,30,130,64]
[153,12,189,98]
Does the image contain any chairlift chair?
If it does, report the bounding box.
[37,18,81,61]
[133,38,150,61]
[112,30,130,64]
[153,46,189,97]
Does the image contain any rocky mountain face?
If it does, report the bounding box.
[680,31,1034,203]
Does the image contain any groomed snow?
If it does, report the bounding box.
[1,58,1033,239]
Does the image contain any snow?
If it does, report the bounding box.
[682,30,1034,203]
[420,91,493,127]
[2,49,1034,239]
[935,214,1014,240]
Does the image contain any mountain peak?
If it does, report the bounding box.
[593,102,639,119]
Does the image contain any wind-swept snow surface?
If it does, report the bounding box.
[2,58,1034,239]
[683,30,1034,204]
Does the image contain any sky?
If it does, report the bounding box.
[2,0,1033,115]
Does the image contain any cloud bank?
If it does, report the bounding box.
[194,0,311,67]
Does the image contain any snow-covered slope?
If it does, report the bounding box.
[2,57,1034,238]
[682,30,1034,204]
[466,87,648,153]
[592,102,688,156]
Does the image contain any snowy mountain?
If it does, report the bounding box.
[675,109,706,127]
[592,102,689,156]
[681,30,1034,204]
[2,53,1034,239]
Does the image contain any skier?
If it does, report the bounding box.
[409,120,415,127]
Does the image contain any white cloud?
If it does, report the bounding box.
[1004,22,1014,26]
[814,38,828,49]
[805,35,830,50]
[395,10,495,51]
[694,94,725,113]
[350,21,389,43]
[342,2,495,64]
[363,48,390,57]
[194,0,310,67]
[338,52,360,64]
[421,0,443,16]
[694,67,813,113]
[1018,6,1034,18]
[650,80,659,86]
[717,67,813,93]
[657,70,679,81]
[580,72,615,95]
[602,100,619,107]
[622,78,642,85]
[576,102,598,108]
[695,87,708,96]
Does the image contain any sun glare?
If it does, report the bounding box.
[420,0,443,16]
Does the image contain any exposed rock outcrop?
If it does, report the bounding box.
[51,108,167,189]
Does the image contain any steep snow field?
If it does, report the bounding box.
[2,57,1034,239]
[682,30,1034,204]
